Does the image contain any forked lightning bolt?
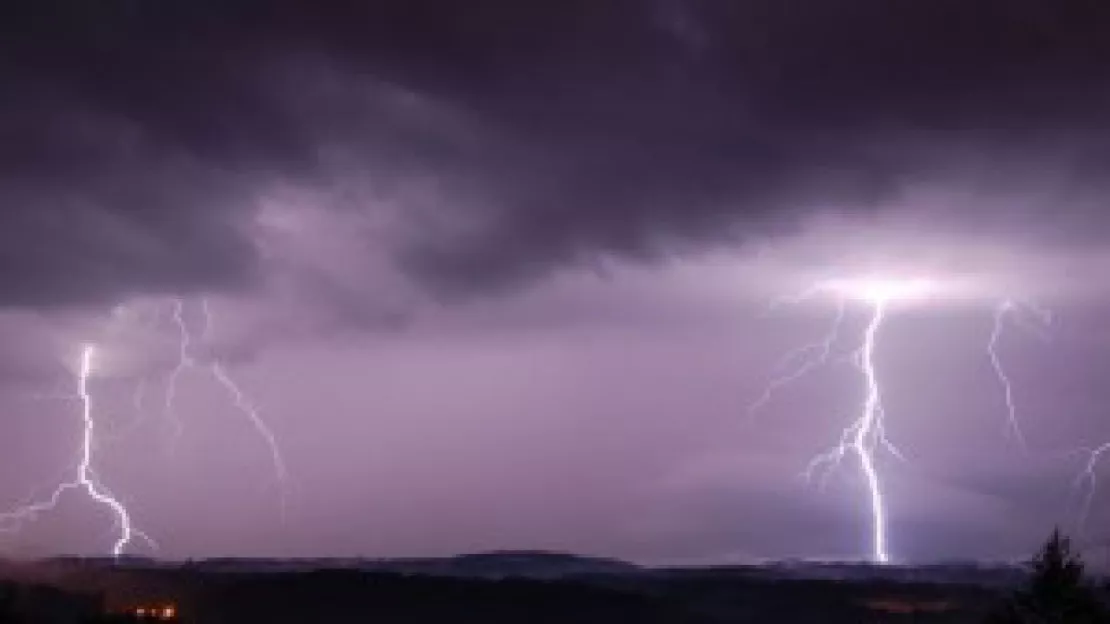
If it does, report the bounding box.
[798,297,901,564]
[753,281,910,563]
[162,299,194,444]
[0,297,288,557]
[162,298,288,513]
[747,300,846,418]
[854,303,895,563]
[0,345,152,556]
[988,300,1110,538]
[754,279,1110,561]
[987,299,1053,448]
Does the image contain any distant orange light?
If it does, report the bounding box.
[128,604,177,620]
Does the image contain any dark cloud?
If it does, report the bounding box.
[4,0,1110,306]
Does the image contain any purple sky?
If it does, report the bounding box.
[2,0,1110,564]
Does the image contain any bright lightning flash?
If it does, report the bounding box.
[754,277,936,564]
[804,299,899,563]
[804,283,917,564]
[0,345,151,556]
[753,275,1093,562]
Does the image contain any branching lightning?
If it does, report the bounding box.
[754,279,919,563]
[747,300,846,418]
[753,275,1110,561]
[852,301,892,563]
[162,299,194,445]
[986,299,1110,542]
[798,296,901,564]
[987,299,1054,448]
[0,296,287,557]
[0,345,152,556]
[160,298,288,513]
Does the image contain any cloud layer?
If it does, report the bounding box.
[4,0,1110,308]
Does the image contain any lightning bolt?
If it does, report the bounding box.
[988,301,1026,448]
[1,296,286,557]
[0,345,152,556]
[161,298,288,513]
[163,299,194,445]
[987,300,1110,540]
[1075,443,1110,535]
[755,280,1110,562]
[747,300,846,418]
[798,298,900,564]
[754,284,903,563]
[987,299,1053,448]
[852,301,893,564]
[208,361,288,512]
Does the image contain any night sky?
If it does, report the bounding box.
[3,0,1110,564]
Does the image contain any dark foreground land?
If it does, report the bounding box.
[0,553,1044,623]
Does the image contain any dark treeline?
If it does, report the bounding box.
[1,531,1107,623]
[0,570,1003,623]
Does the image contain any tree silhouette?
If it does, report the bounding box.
[988,528,1108,623]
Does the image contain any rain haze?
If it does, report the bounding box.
[2,0,1110,566]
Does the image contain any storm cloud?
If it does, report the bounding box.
[4,0,1110,308]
